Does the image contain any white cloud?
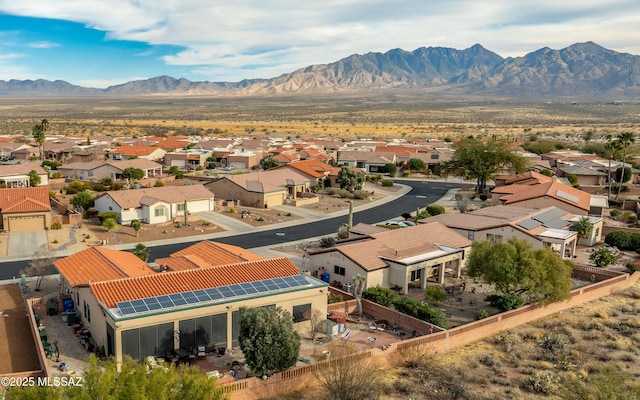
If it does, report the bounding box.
[28,41,59,49]
[0,0,639,81]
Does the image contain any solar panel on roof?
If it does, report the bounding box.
[516,219,542,231]
[114,274,320,316]
[544,218,571,229]
[533,208,566,223]
[555,190,579,204]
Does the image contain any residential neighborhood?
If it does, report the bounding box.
[1,130,639,399]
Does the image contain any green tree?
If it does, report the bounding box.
[259,155,280,170]
[70,190,94,216]
[466,238,572,309]
[238,306,300,377]
[384,163,397,177]
[570,216,594,242]
[589,247,618,268]
[426,203,445,216]
[407,158,426,172]
[567,174,578,186]
[6,354,225,400]
[206,155,217,169]
[337,166,365,192]
[392,297,448,328]
[102,217,118,232]
[122,167,144,180]
[169,165,185,179]
[615,166,632,184]
[448,137,526,193]
[362,286,397,307]
[604,136,622,199]
[539,169,553,177]
[615,131,635,199]
[31,118,49,160]
[28,170,41,187]
[132,243,150,261]
[131,219,142,237]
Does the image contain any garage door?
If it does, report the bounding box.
[8,215,45,232]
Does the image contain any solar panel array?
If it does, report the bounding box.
[533,208,567,223]
[516,219,542,231]
[117,275,311,316]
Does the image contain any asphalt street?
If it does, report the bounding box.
[0,180,461,280]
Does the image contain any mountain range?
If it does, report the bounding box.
[1,42,639,98]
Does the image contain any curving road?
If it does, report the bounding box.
[0,180,461,280]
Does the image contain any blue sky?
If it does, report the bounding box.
[1,1,639,88]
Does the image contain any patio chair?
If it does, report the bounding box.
[197,346,206,359]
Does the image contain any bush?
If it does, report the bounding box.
[401,212,412,220]
[324,187,336,195]
[50,222,62,230]
[424,286,446,304]
[353,190,370,200]
[97,211,118,224]
[610,209,623,218]
[474,309,490,320]
[479,194,488,201]
[485,293,524,311]
[336,189,351,198]
[380,179,393,187]
[402,171,410,177]
[425,204,445,216]
[392,297,448,328]
[522,371,558,394]
[319,236,336,248]
[604,230,640,250]
[328,293,344,304]
[362,286,398,307]
[623,211,637,224]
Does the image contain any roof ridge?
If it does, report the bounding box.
[94,247,143,278]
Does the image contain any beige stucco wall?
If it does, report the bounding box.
[207,179,286,208]
[506,197,587,216]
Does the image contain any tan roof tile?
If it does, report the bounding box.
[0,187,51,212]
[156,241,262,271]
[96,184,213,209]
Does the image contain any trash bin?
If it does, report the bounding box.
[320,272,330,283]
[66,309,77,326]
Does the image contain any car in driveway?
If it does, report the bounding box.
[382,220,416,227]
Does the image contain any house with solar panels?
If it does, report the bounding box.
[427,205,604,258]
[53,242,327,365]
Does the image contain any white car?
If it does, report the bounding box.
[383,220,415,227]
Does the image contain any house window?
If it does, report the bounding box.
[487,234,503,244]
[154,208,164,217]
[334,265,346,276]
[594,228,599,239]
[88,171,93,177]
[467,231,475,240]
[293,304,311,323]
[177,203,185,211]
[410,269,422,281]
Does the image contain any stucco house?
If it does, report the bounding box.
[272,159,342,187]
[54,245,328,365]
[57,159,164,181]
[336,151,396,173]
[107,145,166,161]
[306,221,472,294]
[205,169,313,208]
[0,187,52,231]
[0,164,49,187]
[427,205,603,256]
[94,184,214,225]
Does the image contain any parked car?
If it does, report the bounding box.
[383,220,415,227]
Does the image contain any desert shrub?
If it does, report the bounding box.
[228,207,237,213]
[255,216,264,222]
[362,286,397,307]
[337,225,349,239]
[353,190,370,200]
[154,181,164,187]
[50,222,62,230]
[402,171,410,177]
[425,204,445,216]
[485,293,524,311]
[380,179,393,187]
[324,187,336,195]
[327,293,344,304]
[475,309,490,320]
[424,286,446,304]
[522,371,558,394]
[392,297,448,328]
[97,211,118,224]
[623,211,638,224]
[319,236,336,248]
[336,188,351,198]
[610,209,623,218]
[401,212,412,220]
[539,332,565,354]
[604,230,639,249]
[478,354,500,368]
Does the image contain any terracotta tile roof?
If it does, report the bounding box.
[349,222,387,236]
[220,169,312,193]
[276,159,340,179]
[157,140,189,150]
[96,184,213,209]
[0,187,51,212]
[493,171,553,185]
[155,241,262,271]
[337,151,396,164]
[90,257,301,308]
[274,154,299,163]
[107,159,164,171]
[55,247,155,287]
[317,222,471,272]
[492,181,590,211]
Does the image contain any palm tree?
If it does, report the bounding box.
[604,137,622,199]
[615,132,635,199]
[31,118,49,160]
[571,216,594,244]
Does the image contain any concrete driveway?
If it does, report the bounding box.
[7,230,49,257]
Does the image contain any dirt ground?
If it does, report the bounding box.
[0,284,41,374]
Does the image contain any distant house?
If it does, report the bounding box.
[336,151,396,173]
[0,164,48,187]
[57,159,163,181]
[428,205,603,256]
[205,169,313,208]
[163,150,211,170]
[221,150,263,170]
[307,222,472,294]
[272,159,342,187]
[491,172,597,216]
[94,184,214,224]
[107,145,166,161]
[0,187,52,231]
[11,146,40,161]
